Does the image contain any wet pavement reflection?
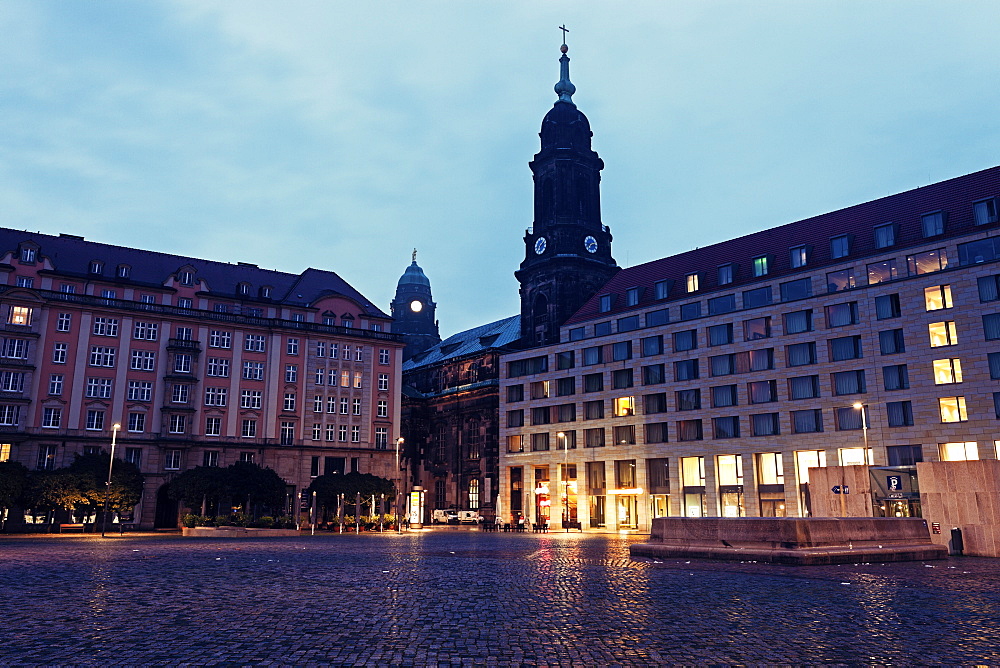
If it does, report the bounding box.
[1,531,997,665]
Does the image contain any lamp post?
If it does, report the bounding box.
[558,432,567,531]
[396,437,404,532]
[852,402,870,465]
[101,423,122,537]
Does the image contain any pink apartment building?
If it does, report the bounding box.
[0,229,404,528]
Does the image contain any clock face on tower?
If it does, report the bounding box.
[534,237,547,255]
[409,300,423,313]
[584,235,598,253]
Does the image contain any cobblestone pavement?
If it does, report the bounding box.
[1,530,999,666]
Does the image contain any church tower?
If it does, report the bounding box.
[391,251,441,361]
[515,36,619,346]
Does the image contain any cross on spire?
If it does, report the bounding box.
[559,24,569,46]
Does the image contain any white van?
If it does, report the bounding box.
[457,511,482,524]
[431,509,458,524]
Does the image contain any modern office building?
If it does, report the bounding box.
[499,164,1000,542]
[0,229,404,527]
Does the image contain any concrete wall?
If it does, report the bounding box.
[918,459,1000,557]
[806,465,873,517]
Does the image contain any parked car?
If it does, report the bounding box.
[431,509,459,524]
[457,511,483,524]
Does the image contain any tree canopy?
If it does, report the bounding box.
[169,462,288,517]
[0,461,29,512]
[307,472,395,509]
[67,452,144,513]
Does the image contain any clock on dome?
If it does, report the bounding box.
[534,237,547,255]
[409,300,423,313]
[584,235,598,253]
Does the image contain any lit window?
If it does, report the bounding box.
[939,441,978,461]
[838,447,870,466]
[939,396,967,423]
[924,285,953,311]
[932,358,962,385]
[686,273,699,293]
[928,321,958,347]
[789,247,808,268]
[907,249,948,276]
[752,256,769,277]
[826,269,856,293]
[613,396,635,417]
[8,307,31,326]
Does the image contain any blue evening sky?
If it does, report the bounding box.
[3,1,1000,336]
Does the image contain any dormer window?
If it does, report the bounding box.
[831,235,850,259]
[625,287,642,307]
[718,263,735,285]
[90,261,104,275]
[19,247,36,263]
[322,312,336,326]
[260,286,272,299]
[342,316,354,328]
[752,255,769,277]
[874,224,896,249]
[974,198,999,226]
[654,280,672,300]
[789,246,809,268]
[921,211,945,238]
[237,283,250,296]
[686,273,700,293]
[598,294,614,313]
[179,270,194,285]
[117,265,130,279]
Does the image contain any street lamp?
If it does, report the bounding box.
[852,402,870,465]
[396,437,405,532]
[557,432,567,531]
[100,423,122,537]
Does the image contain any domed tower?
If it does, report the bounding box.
[391,250,441,360]
[515,35,619,346]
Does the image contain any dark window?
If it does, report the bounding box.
[788,375,820,400]
[886,445,923,466]
[831,235,850,259]
[989,352,1000,380]
[507,385,524,402]
[742,287,772,309]
[583,373,603,393]
[569,327,585,341]
[921,211,945,237]
[612,368,633,389]
[959,238,1000,266]
[673,329,697,352]
[748,380,777,404]
[984,314,1000,341]
[617,315,640,332]
[584,400,604,420]
[594,321,612,336]
[507,410,524,427]
[531,406,550,425]
[613,425,636,446]
[556,377,576,396]
[584,428,605,448]
[791,409,823,434]
[583,346,603,365]
[674,359,699,381]
[780,278,812,302]
[829,336,862,361]
[783,309,812,334]
[883,364,909,391]
[832,370,866,395]
[708,294,736,315]
[826,302,859,327]
[713,416,740,439]
[641,335,663,357]
[710,354,734,377]
[677,419,703,441]
[711,384,738,408]
[599,295,613,313]
[645,423,669,444]
[875,294,901,320]
[642,364,665,385]
[646,308,669,326]
[886,401,913,427]
[612,341,632,361]
[786,342,817,367]
[977,275,1000,302]
[644,393,668,414]
[744,317,771,341]
[751,413,780,436]
[879,329,905,355]
[708,323,733,346]
[557,351,575,370]
[874,223,896,248]
[675,389,701,411]
[680,302,701,320]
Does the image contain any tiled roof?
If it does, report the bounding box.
[567,165,1000,325]
[403,315,521,372]
[0,228,389,318]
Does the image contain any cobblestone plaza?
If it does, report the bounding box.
[1,531,998,665]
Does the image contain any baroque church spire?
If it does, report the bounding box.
[514,29,619,347]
